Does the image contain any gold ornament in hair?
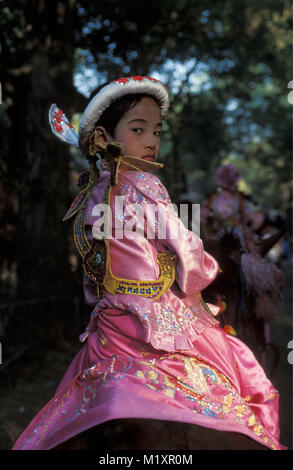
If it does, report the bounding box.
[88,129,164,186]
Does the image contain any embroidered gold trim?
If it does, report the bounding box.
[103,250,177,300]
[68,143,176,300]
[77,183,177,300]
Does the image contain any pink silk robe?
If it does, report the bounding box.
[13,167,285,450]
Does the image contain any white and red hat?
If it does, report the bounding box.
[49,75,169,154]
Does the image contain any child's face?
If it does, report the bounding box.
[111,96,162,161]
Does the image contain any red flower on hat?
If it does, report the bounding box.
[53,121,63,133]
[52,108,74,131]
[146,75,168,89]
[114,78,129,84]
[53,114,62,123]
[145,76,158,82]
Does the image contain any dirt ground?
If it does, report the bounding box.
[0,260,292,451]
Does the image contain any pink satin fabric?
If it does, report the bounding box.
[13,168,285,450]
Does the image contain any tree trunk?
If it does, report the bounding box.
[4,1,84,350]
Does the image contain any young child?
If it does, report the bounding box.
[13,76,285,450]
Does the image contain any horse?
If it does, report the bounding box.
[201,225,286,375]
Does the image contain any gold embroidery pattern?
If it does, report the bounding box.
[133,354,277,450]
[121,299,217,339]
[19,353,278,451]
[103,251,177,300]
[70,163,177,300]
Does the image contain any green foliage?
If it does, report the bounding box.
[0,0,291,225]
[71,0,292,211]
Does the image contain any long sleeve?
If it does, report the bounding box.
[95,170,220,352]
[120,170,219,296]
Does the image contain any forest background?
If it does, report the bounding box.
[0,0,292,449]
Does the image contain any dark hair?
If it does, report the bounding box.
[88,84,159,137]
